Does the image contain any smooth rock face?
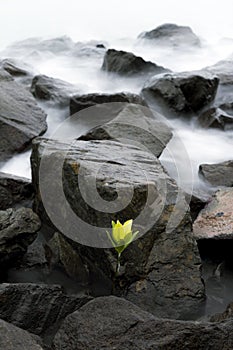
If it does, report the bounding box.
[139,23,201,47]
[0,319,43,350]
[0,207,41,266]
[31,138,204,319]
[198,107,233,130]
[70,92,148,115]
[199,160,233,187]
[0,172,34,210]
[53,296,233,350]
[78,104,173,157]
[102,49,169,76]
[142,71,219,115]
[31,74,79,106]
[193,188,233,239]
[0,69,47,161]
[0,283,91,337]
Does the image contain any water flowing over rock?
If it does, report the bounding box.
[31,75,79,106]
[0,58,35,77]
[193,188,233,239]
[0,172,34,210]
[142,71,219,116]
[53,296,233,350]
[0,207,41,267]
[0,319,43,350]
[198,107,233,130]
[139,23,201,47]
[0,283,91,338]
[199,160,233,187]
[31,137,204,319]
[0,69,47,161]
[102,49,169,76]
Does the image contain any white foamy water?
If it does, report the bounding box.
[0,0,233,192]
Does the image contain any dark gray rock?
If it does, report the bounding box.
[0,58,34,77]
[70,91,148,115]
[0,172,34,210]
[0,69,47,161]
[142,71,219,115]
[0,207,41,266]
[210,301,233,322]
[78,104,173,157]
[0,283,91,338]
[198,107,233,130]
[0,318,43,350]
[31,138,204,319]
[31,74,79,106]
[199,160,233,187]
[102,49,169,76]
[139,23,201,47]
[53,296,233,350]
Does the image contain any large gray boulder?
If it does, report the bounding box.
[193,188,233,239]
[102,49,169,76]
[199,160,233,187]
[70,92,148,115]
[31,137,204,319]
[31,74,79,106]
[139,23,201,47]
[0,283,91,338]
[142,71,219,115]
[0,318,43,350]
[0,69,47,161]
[0,172,34,210]
[78,104,173,157]
[53,296,233,350]
[0,207,41,266]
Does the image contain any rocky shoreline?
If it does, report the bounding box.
[0,23,233,349]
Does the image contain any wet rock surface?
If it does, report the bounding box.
[0,172,34,210]
[198,107,233,130]
[31,137,204,319]
[0,283,91,339]
[139,23,201,47]
[199,160,233,187]
[142,71,219,115]
[193,188,233,239]
[102,49,169,76]
[31,74,79,106]
[0,69,47,161]
[53,296,233,350]
[0,207,41,267]
[0,318,43,350]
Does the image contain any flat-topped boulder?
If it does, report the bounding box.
[193,188,233,239]
[70,92,148,115]
[199,160,233,187]
[102,49,169,76]
[142,71,219,115]
[31,74,79,106]
[139,23,201,47]
[78,104,173,157]
[0,69,47,161]
[0,172,34,210]
[31,138,204,319]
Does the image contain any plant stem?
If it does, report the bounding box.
[116,253,121,276]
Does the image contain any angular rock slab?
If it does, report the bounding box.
[0,172,34,210]
[0,319,43,350]
[142,71,219,115]
[0,69,47,161]
[102,49,169,76]
[53,296,233,350]
[0,207,41,266]
[199,160,233,187]
[193,188,233,239]
[31,138,204,319]
[0,283,91,337]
